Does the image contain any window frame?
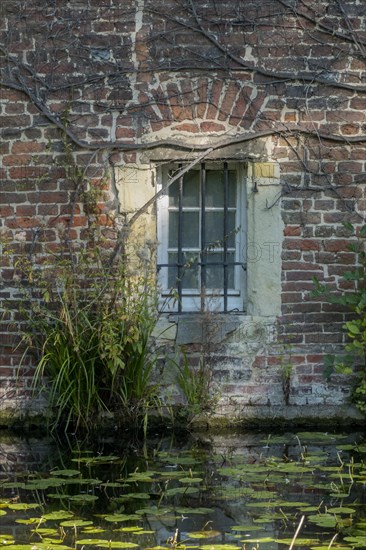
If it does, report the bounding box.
[156,161,247,313]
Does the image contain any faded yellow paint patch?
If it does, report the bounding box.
[252,162,275,179]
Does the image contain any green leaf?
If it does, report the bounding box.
[359,224,366,237]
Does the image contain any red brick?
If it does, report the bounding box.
[284,239,321,251]
[324,239,350,252]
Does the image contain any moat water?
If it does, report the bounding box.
[0,429,365,550]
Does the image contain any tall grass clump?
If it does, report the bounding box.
[15,234,160,434]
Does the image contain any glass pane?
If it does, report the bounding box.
[168,170,200,207]
[205,211,226,248]
[205,211,237,249]
[205,169,237,207]
[168,252,199,289]
[228,170,237,207]
[206,264,223,290]
[168,178,179,207]
[206,170,223,207]
[207,251,235,288]
[182,170,200,206]
[226,211,237,248]
[169,211,199,248]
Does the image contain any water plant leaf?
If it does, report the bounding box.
[31,529,59,536]
[165,487,199,496]
[240,537,275,543]
[103,514,141,523]
[175,508,214,515]
[230,526,261,532]
[16,518,46,525]
[8,503,41,511]
[186,531,221,539]
[199,545,240,550]
[68,494,99,503]
[98,542,139,548]
[307,514,338,528]
[0,535,14,544]
[42,511,75,521]
[179,477,203,484]
[60,520,94,527]
[0,510,6,516]
[326,507,356,514]
[6,545,72,550]
[275,537,318,548]
[125,493,150,499]
[51,469,81,477]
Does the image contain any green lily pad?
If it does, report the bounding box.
[179,478,203,484]
[31,529,59,536]
[200,545,240,550]
[118,527,143,532]
[308,514,338,528]
[187,531,221,539]
[326,507,356,514]
[231,526,261,532]
[42,511,75,521]
[51,470,81,477]
[16,518,45,525]
[98,543,139,548]
[176,508,214,515]
[0,535,14,545]
[103,514,141,523]
[165,487,199,496]
[8,503,41,511]
[60,520,94,527]
[68,495,98,503]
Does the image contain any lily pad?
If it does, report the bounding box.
[326,507,356,514]
[103,514,141,523]
[51,470,81,477]
[68,494,98,503]
[60,520,94,527]
[186,531,221,539]
[8,503,41,511]
[42,511,75,521]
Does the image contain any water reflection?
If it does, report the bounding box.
[0,430,365,550]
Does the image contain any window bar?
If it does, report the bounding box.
[177,164,183,313]
[200,163,206,312]
[223,162,229,313]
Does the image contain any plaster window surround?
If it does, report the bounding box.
[116,159,283,337]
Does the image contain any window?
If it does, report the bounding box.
[157,162,246,313]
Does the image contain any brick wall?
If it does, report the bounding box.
[1,0,365,426]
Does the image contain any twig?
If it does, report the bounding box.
[288,515,305,550]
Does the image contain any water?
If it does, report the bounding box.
[1,429,365,550]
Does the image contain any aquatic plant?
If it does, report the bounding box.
[14,226,160,434]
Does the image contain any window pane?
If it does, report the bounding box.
[206,170,223,207]
[205,170,237,207]
[169,211,199,248]
[168,252,199,289]
[207,252,235,288]
[205,211,223,247]
[182,170,200,206]
[205,211,237,248]
[168,170,200,207]
[228,170,237,207]
[206,263,223,289]
[168,178,179,207]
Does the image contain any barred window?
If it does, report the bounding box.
[157,162,246,313]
